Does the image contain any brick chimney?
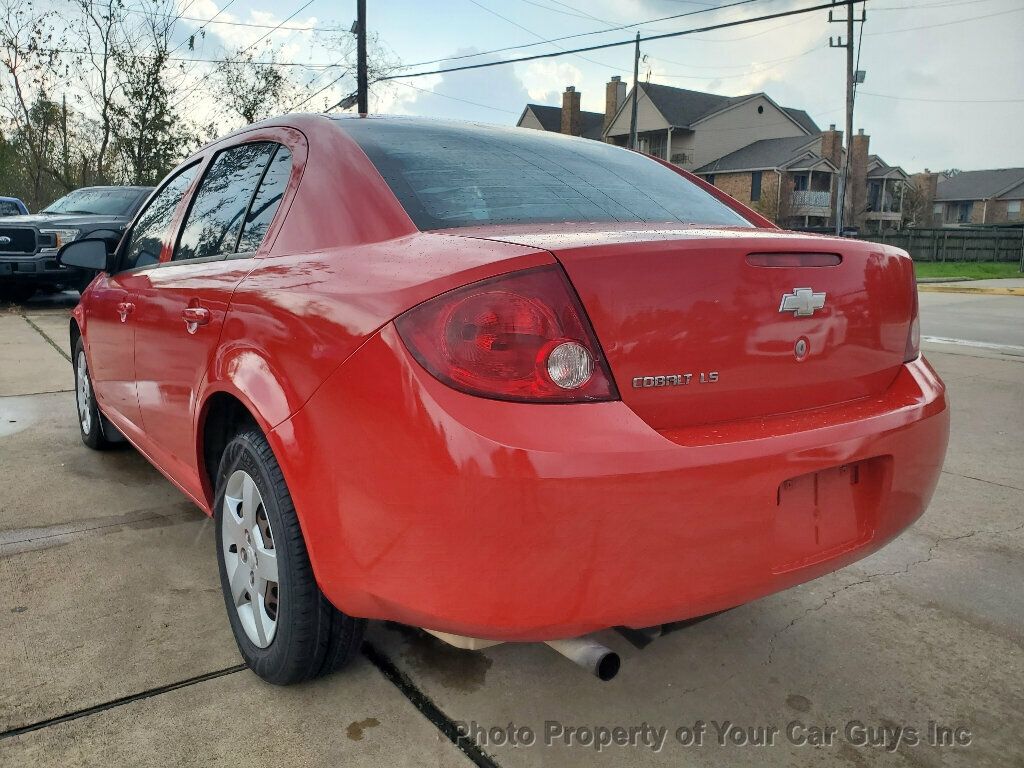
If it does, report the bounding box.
[849,128,870,229]
[912,170,938,203]
[561,86,581,136]
[910,170,939,226]
[820,124,843,169]
[604,76,626,136]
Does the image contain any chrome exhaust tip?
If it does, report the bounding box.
[544,637,620,681]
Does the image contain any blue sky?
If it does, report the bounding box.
[179,0,1024,171]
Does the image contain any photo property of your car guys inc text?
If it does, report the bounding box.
[1,0,1021,766]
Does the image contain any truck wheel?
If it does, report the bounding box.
[74,338,115,450]
[214,428,365,685]
[0,284,36,303]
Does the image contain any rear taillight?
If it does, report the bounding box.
[395,265,618,403]
[904,264,921,362]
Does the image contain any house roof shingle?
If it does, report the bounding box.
[694,135,825,173]
[640,83,744,128]
[935,168,1024,201]
[523,104,605,140]
[782,107,820,135]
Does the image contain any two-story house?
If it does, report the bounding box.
[927,168,1024,226]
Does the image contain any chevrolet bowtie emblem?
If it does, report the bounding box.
[779,287,826,317]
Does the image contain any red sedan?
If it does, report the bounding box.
[60,115,948,684]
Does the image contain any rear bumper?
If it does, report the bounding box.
[273,325,949,641]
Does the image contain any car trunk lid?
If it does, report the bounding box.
[448,225,916,430]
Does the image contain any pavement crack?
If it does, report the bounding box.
[765,521,1024,664]
[0,664,246,740]
[940,470,1024,493]
[20,313,71,363]
[361,641,501,768]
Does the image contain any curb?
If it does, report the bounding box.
[917,277,970,284]
[918,286,1024,297]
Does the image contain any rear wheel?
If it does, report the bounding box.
[214,428,365,685]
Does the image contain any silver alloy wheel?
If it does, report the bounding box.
[76,350,92,435]
[222,469,279,648]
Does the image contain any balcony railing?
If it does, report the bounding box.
[792,190,831,209]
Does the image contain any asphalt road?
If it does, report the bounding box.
[920,291,1024,349]
[1,289,1022,767]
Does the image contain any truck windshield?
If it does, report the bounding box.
[339,119,752,231]
[42,188,148,216]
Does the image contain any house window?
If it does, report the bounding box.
[750,171,762,202]
[705,174,715,186]
[955,201,973,223]
[932,202,942,225]
[645,132,667,160]
[1008,200,1022,220]
[792,174,809,191]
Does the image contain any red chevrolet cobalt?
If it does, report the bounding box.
[60,116,948,684]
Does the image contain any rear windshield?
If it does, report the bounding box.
[339,120,752,231]
[43,187,149,216]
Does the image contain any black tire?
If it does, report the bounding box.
[73,337,116,450]
[0,283,36,303]
[214,428,365,685]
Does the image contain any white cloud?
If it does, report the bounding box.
[522,60,583,103]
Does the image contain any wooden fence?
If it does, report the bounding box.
[855,227,1024,264]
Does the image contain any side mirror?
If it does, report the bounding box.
[58,238,113,272]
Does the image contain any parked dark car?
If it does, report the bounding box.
[0,185,152,302]
[0,197,29,216]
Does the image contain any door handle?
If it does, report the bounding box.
[117,302,134,323]
[181,306,211,333]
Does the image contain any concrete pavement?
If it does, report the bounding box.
[1,293,1022,767]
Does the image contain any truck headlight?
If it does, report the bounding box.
[39,228,80,250]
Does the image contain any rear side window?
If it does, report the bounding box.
[237,145,292,253]
[339,120,752,230]
[174,142,276,262]
[122,164,200,270]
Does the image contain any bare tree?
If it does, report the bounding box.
[110,0,193,184]
[70,0,127,182]
[0,0,63,207]
[212,47,297,125]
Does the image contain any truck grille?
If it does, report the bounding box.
[0,227,36,254]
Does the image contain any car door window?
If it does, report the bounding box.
[121,164,200,271]
[173,142,275,262]
[236,145,292,254]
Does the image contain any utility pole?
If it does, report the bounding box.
[356,0,368,114]
[628,31,640,150]
[829,0,864,235]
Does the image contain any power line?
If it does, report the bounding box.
[465,0,619,71]
[858,91,1024,103]
[398,0,765,70]
[23,46,342,68]
[511,0,610,23]
[288,67,353,111]
[79,0,346,32]
[652,45,824,79]
[166,0,239,57]
[865,4,1023,34]
[381,1,866,81]
[391,80,520,115]
[170,0,319,110]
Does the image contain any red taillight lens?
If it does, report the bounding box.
[395,265,618,403]
[904,264,921,362]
